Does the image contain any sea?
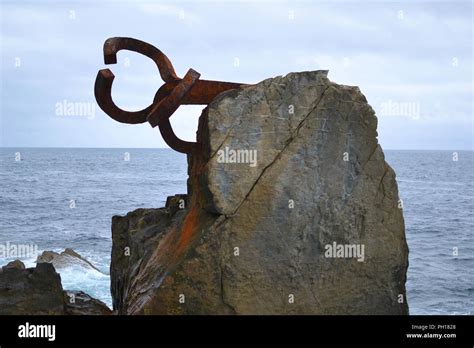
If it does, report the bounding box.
[0,148,472,314]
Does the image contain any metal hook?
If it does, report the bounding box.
[94,37,248,154]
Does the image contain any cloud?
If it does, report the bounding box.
[0,0,472,149]
[136,2,200,25]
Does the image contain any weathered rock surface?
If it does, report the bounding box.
[111,70,409,315]
[0,260,112,315]
[3,259,26,270]
[0,261,65,315]
[37,248,103,273]
[64,290,112,315]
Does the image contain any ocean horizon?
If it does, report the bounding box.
[1,148,472,314]
[2,147,473,150]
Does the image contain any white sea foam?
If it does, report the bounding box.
[0,249,112,308]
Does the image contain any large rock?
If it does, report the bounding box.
[0,260,112,315]
[0,261,65,315]
[111,71,409,314]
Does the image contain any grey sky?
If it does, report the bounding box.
[1,0,472,149]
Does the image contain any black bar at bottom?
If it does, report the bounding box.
[0,315,472,346]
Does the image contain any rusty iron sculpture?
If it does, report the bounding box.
[94,37,247,154]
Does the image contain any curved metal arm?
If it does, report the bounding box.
[94,37,246,154]
[94,37,183,124]
[103,37,179,83]
[94,69,151,124]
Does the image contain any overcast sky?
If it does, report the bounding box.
[1,0,472,150]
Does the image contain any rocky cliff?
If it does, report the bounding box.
[111,71,409,315]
